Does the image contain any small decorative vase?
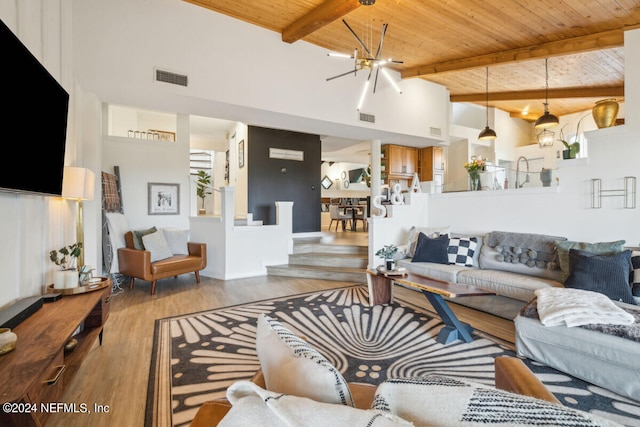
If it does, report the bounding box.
[469,172,480,191]
[0,328,17,356]
[198,208,206,215]
[54,269,79,289]
[592,98,619,129]
[385,259,395,271]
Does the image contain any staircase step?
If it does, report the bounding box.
[266,264,366,283]
[293,242,367,255]
[289,252,368,269]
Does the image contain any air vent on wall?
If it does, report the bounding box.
[359,112,375,123]
[155,69,188,87]
[429,127,442,136]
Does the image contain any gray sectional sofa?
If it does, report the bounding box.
[394,227,640,401]
[396,229,565,304]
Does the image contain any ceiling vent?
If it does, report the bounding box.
[155,69,188,87]
[429,127,442,137]
[359,112,375,123]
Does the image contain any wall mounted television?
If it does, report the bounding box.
[348,168,365,184]
[0,19,69,197]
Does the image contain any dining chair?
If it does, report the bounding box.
[329,205,351,231]
[353,204,368,231]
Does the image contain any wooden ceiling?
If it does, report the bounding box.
[184,0,640,120]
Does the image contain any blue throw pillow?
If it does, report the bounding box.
[412,233,449,264]
[564,249,636,305]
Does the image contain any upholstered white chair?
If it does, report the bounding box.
[329,205,351,231]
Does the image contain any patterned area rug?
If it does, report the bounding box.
[145,285,640,427]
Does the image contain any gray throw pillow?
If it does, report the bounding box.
[133,226,157,250]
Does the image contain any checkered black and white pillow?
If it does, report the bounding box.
[448,237,478,267]
[631,250,640,297]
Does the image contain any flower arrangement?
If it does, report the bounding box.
[464,158,486,173]
[49,242,82,271]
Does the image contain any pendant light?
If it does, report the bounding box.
[534,58,559,129]
[359,0,375,4]
[537,128,555,147]
[478,67,497,140]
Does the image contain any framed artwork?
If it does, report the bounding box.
[321,175,333,190]
[224,150,230,183]
[148,183,180,215]
[239,140,245,168]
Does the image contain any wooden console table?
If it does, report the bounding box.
[0,279,111,427]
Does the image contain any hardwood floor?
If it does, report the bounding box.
[48,233,514,427]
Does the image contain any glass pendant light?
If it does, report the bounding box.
[537,128,555,147]
[478,67,497,140]
[534,58,559,129]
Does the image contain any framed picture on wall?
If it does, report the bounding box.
[148,183,180,215]
[321,175,333,189]
[239,140,245,168]
[225,150,230,183]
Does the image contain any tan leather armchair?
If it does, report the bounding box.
[117,231,207,295]
[189,356,559,427]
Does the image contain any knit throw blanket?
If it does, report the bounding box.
[487,231,566,269]
[521,290,640,342]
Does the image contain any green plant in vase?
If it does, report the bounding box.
[196,170,212,214]
[559,114,589,159]
[49,242,82,271]
[376,244,398,271]
[50,242,82,289]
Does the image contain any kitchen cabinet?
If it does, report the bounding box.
[418,146,445,191]
[382,144,417,179]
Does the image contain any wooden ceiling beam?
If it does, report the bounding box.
[451,86,625,102]
[282,0,362,43]
[402,28,627,79]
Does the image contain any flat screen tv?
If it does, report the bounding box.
[0,19,69,196]
[348,168,365,184]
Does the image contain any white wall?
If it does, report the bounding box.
[72,0,449,146]
[102,108,192,230]
[0,0,99,309]
[427,125,640,245]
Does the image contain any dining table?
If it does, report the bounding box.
[336,204,363,231]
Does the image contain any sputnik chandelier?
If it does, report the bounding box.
[326,19,403,110]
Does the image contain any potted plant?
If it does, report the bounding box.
[196,170,212,215]
[50,242,82,289]
[376,244,398,271]
[559,114,589,159]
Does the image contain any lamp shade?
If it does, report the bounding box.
[534,111,559,129]
[478,126,497,140]
[62,167,95,200]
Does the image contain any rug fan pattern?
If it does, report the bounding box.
[145,285,640,427]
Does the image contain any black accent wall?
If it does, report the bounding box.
[247,126,321,233]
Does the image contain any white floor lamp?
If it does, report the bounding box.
[62,166,95,268]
